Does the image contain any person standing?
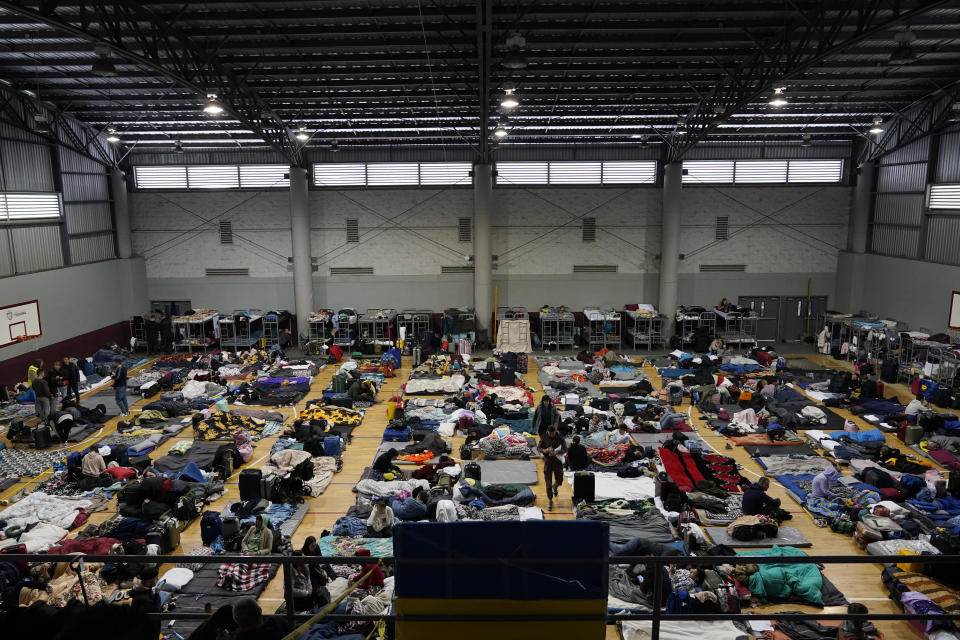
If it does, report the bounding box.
[145,315,160,355]
[532,394,557,439]
[538,423,567,510]
[112,357,129,416]
[45,361,64,401]
[61,356,81,403]
[27,358,43,387]
[159,313,174,353]
[31,369,55,423]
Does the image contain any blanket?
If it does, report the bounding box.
[0,492,97,529]
[318,535,393,557]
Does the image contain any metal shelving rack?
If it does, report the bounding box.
[358,309,397,344]
[395,310,431,345]
[219,310,264,349]
[129,316,148,351]
[308,310,335,343]
[333,309,358,347]
[818,313,849,356]
[263,310,293,348]
[717,311,758,347]
[678,310,716,349]
[540,311,575,351]
[496,306,529,322]
[172,311,219,353]
[626,314,666,350]
[585,308,621,349]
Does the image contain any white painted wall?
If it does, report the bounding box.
[130,183,850,312]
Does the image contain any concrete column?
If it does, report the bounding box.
[473,163,494,336]
[110,167,133,259]
[659,162,683,338]
[289,167,314,338]
[849,160,875,253]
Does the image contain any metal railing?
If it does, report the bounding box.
[4,551,960,638]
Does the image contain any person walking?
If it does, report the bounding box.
[62,356,81,403]
[145,315,160,355]
[538,423,567,511]
[159,313,174,353]
[532,394,557,439]
[111,357,129,416]
[27,358,43,387]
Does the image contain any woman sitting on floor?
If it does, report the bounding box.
[367,499,395,538]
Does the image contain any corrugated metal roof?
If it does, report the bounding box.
[8,224,63,273]
[926,215,960,266]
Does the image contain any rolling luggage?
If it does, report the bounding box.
[881,359,898,383]
[465,462,481,482]
[903,424,922,445]
[220,515,240,539]
[200,511,222,545]
[33,425,52,449]
[331,374,348,393]
[239,468,263,501]
[413,346,422,367]
[669,386,684,406]
[573,471,595,502]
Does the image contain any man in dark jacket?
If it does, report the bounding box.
[566,435,589,471]
[129,566,162,640]
[62,356,81,403]
[532,395,557,439]
[538,423,567,510]
[159,313,174,353]
[742,477,789,520]
[145,315,160,355]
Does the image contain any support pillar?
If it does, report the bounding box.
[849,160,875,253]
[289,167,314,339]
[473,163,493,337]
[659,162,682,339]
[110,167,132,259]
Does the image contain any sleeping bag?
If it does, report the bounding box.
[738,545,823,605]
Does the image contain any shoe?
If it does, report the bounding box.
[553,488,559,498]
[548,499,554,511]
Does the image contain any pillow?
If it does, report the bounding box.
[160,567,194,591]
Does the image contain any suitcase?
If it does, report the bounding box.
[670,386,684,406]
[881,359,898,383]
[903,424,922,445]
[239,468,263,501]
[261,473,278,502]
[323,436,342,457]
[33,425,52,449]
[220,515,240,539]
[573,471,595,502]
[465,462,481,482]
[200,510,222,545]
[413,346,422,367]
[331,374,348,393]
[875,380,885,399]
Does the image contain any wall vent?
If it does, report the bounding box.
[205,268,249,277]
[345,218,359,243]
[442,265,475,274]
[582,217,597,242]
[458,217,472,243]
[573,264,617,273]
[330,266,374,275]
[699,264,745,272]
[219,220,233,245]
[715,216,729,241]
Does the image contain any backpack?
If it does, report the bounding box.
[331,374,348,393]
[173,489,202,525]
[665,589,691,614]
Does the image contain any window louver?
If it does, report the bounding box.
[496,162,549,185]
[366,163,419,187]
[787,160,843,183]
[699,264,745,272]
[134,166,188,189]
[420,163,472,186]
[441,265,474,274]
[205,268,249,276]
[715,216,729,240]
[219,220,233,245]
[330,266,374,275]
[602,161,656,184]
[239,165,289,188]
[550,162,602,185]
[582,217,597,242]
[929,184,960,209]
[734,160,788,184]
[573,264,617,273]
[683,161,735,184]
[187,165,240,189]
[458,217,472,243]
[1,193,62,222]
[314,164,366,187]
[345,219,359,243]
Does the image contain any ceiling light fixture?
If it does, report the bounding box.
[295,126,310,142]
[174,140,184,154]
[203,93,224,115]
[769,87,788,107]
[330,140,340,152]
[32,114,51,135]
[502,32,527,70]
[800,134,812,148]
[501,88,519,109]
[106,128,120,143]
[675,120,687,135]
[869,117,884,135]
[639,135,649,148]
[91,46,117,77]
[889,29,917,64]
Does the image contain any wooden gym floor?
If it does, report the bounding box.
[0,350,933,639]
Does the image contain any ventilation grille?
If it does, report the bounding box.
[458,217,472,242]
[496,161,657,185]
[330,266,374,275]
[699,264,745,272]
[573,264,618,273]
[682,160,843,185]
[582,217,597,242]
[205,268,249,276]
[441,265,475,274]
[715,216,729,241]
[219,220,233,245]
[787,160,843,183]
[345,218,359,243]
[134,164,289,189]
[735,160,788,183]
[929,184,960,209]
